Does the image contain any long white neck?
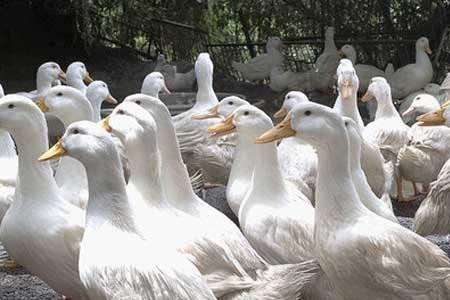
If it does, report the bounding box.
[86,95,103,122]
[0,130,16,158]
[240,141,287,218]
[67,74,87,93]
[36,75,53,95]
[324,32,337,52]
[314,132,367,232]
[334,95,365,131]
[126,134,168,209]
[152,107,197,208]
[416,46,432,69]
[84,150,137,233]
[374,89,401,120]
[12,121,59,200]
[194,73,218,110]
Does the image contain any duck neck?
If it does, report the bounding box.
[12,122,58,199]
[229,133,258,188]
[416,46,432,68]
[335,94,364,131]
[324,32,336,52]
[152,108,197,207]
[84,152,137,233]
[36,75,53,95]
[86,95,103,122]
[126,134,168,209]
[0,130,16,159]
[374,89,400,120]
[67,75,86,93]
[248,141,286,203]
[195,74,218,110]
[314,132,367,227]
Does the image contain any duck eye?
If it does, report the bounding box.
[344,121,348,126]
[8,104,14,109]
[102,85,106,88]
[228,101,234,105]
[135,100,142,105]
[417,97,421,100]
[52,65,57,69]
[287,95,291,99]
[118,109,125,115]
[73,129,80,134]
[57,92,63,97]
[244,111,249,116]
[305,110,311,116]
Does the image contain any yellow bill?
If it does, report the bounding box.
[273,107,288,119]
[84,73,94,83]
[208,114,236,137]
[256,118,296,144]
[361,90,374,102]
[417,110,445,126]
[36,98,49,112]
[99,116,112,132]
[58,71,67,82]
[341,80,353,99]
[105,94,118,104]
[38,141,67,161]
[192,105,219,120]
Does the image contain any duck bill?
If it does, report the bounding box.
[402,106,415,116]
[36,98,49,112]
[84,73,94,83]
[192,105,219,120]
[417,110,445,126]
[38,141,67,161]
[99,116,112,132]
[208,114,236,137]
[426,47,432,55]
[162,84,171,95]
[341,80,354,99]
[255,118,296,144]
[273,107,288,119]
[361,90,374,102]
[105,94,118,104]
[58,71,67,83]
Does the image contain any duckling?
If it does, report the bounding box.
[66,61,94,94]
[40,120,216,300]
[233,37,285,81]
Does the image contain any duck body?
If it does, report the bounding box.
[232,37,284,81]
[0,95,86,299]
[315,27,341,76]
[389,37,433,99]
[162,64,195,91]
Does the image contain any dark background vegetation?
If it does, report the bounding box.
[0,0,449,100]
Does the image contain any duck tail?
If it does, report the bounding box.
[223,260,320,300]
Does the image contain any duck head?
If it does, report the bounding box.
[37,86,93,126]
[267,36,286,51]
[417,101,450,127]
[141,72,171,97]
[403,94,440,117]
[361,77,392,103]
[195,53,214,82]
[416,37,432,55]
[86,81,117,105]
[339,45,357,64]
[66,61,93,84]
[273,91,309,119]
[337,59,359,100]
[37,62,66,84]
[192,96,249,120]
[208,104,272,139]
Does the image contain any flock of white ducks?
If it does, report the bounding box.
[0,42,449,300]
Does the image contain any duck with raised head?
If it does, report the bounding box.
[66,61,94,94]
[257,102,450,300]
[315,27,341,76]
[123,93,321,300]
[362,77,410,201]
[333,60,389,198]
[162,64,196,92]
[389,37,433,99]
[86,80,118,122]
[40,120,216,300]
[141,71,171,98]
[0,95,87,300]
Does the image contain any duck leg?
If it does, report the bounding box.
[412,182,429,196]
[0,259,19,268]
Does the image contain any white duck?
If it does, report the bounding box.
[412,105,450,235]
[41,120,216,300]
[273,91,318,200]
[339,44,386,93]
[66,61,94,94]
[123,93,321,299]
[388,37,433,99]
[86,80,118,122]
[399,83,440,124]
[141,71,171,98]
[16,62,66,101]
[362,77,411,201]
[257,102,450,300]
[398,94,450,196]
[439,71,450,103]
[268,66,297,92]
[232,37,285,81]
[38,86,93,209]
[315,27,341,75]
[162,64,195,91]
[0,95,87,299]
[333,60,388,197]
[153,53,166,72]
[0,86,17,226]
